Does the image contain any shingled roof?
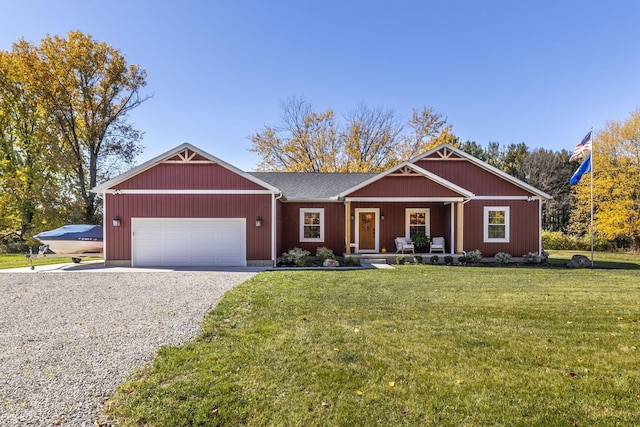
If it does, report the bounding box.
[249,172,377,201]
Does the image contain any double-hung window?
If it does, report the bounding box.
[405,208,430,238]
[484,206,510,242]
[300,208,324,242]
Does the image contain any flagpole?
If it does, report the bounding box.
[590,128,594,268]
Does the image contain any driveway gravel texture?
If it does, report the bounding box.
[0,271,257,426]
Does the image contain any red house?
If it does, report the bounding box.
[92,143,551,267]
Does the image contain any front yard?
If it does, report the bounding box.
[102,261,640,426]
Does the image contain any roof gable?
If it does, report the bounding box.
[339,161,474,199]
[92,143,280,193]
[410,144,552,199]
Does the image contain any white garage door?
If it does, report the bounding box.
[132,218,246,267]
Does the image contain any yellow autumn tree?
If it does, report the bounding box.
[570,110,640,250]
[0,49,67,238]
[249,98,455,172]
[23,31,150,223]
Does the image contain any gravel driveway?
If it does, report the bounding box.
[0,270,258,426]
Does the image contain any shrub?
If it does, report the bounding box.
[494,252,512,264]
[465,249,482,263]
[410,232,430,249]
[414,255,423,264]
[430,255,439,265]
[541,230,612,251]
[396,255,406,265]
[523,252,542,263]
[279,247,311,267]
[315,246,335,263]
[444,255,454,265]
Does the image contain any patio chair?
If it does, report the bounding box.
[395,237,415,254]
[430,237,445,253]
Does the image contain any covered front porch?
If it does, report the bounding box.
[342,199,467,256]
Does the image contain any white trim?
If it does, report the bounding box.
[106,189,276,195]
[271,194,277,266]
[300,208,325,242]
[483,206,510,243]
[450,203,455,254]
[471,195,540,201]
[345,197,465,203]
[405,208,430,239]
[538,199,543,255]
[354,208,380,253]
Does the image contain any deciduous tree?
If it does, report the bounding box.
[571,111,640,249]
[17,31,149,223]
[249,98,455,172]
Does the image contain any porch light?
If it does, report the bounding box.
[381,214,385,221]
[255,216,262,227]
[112,216,121,227]
[350,214,355,220]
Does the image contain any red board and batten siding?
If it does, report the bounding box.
[116,163,267,190]
[415,159,531,196]
[347,175,462,198]
[103,161,276,264]
[462,200,540,257]
[105,193,273,262]
[278,203,345,255]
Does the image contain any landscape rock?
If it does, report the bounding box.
[567,254,591,268]
[323,258,340,267]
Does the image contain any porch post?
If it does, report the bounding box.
[345,201,351,254]
[456,202,464,254]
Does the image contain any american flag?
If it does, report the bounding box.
[570,131,592,162]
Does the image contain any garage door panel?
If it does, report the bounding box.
[132,218,246,267]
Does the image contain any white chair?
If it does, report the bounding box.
[395,237,415,254]
[430,237,445,253]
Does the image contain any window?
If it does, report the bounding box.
[300,208,324,242]
[484,206,510,242]
[405,208,430,238]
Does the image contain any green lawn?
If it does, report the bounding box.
[0,253,102,269]
[103,262,640,426]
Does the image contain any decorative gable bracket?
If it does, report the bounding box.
[163,148,213,164]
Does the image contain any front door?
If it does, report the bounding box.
[355,208,379,253]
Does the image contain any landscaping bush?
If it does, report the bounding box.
[444,255,454,265]
[542,230,612,251]
[414,255,423,264]
[523,252,542,263]
[494,252,512,264]
[279,247,311,266]
[315,246,335,263]
[396,255,406,265]
[465,249,482,263]
[430,255,439,265]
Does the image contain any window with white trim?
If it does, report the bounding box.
[484,206,510,242]
[300,208,324,242]
[405,208,430,238]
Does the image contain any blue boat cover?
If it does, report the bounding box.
[34,225,103,241]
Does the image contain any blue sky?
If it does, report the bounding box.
[2,0,639,171]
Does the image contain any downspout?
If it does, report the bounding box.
[272,192,283,267]
[458,197,472,255]
[538,198,543,256]
[101,191,107,264]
